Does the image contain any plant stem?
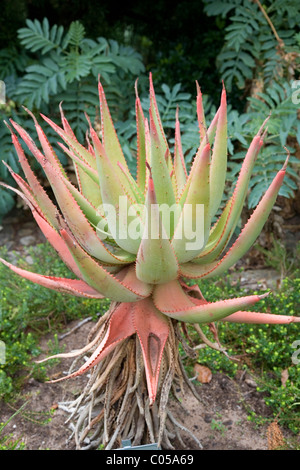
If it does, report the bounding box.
[254,0,284,49]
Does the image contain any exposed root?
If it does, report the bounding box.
[56,311,203,450]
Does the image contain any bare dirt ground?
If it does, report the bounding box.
[0,317,294,451]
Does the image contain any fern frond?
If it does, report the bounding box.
[0,48,29,80]
[203,0,242,17]
[247,81,298,136]
[62,51,92,83]
[16,58,67,109]
[248,145,298,208]
[225,5,260,52]
[65,21,86,48]
[268,0,300,27]
[107,40,145,76]
[18,18,65,54]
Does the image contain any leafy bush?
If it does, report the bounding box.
[201,0,300,208]
[1,13,299,220]
[0,17,145,220]
[203,0,300,91]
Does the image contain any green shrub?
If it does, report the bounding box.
[203,0,300,91]
[0,17,145,221]
[191,274,300,433]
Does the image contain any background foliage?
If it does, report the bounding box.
[0,0,299,220]
[0,17,145,219]
[1,243,299,435]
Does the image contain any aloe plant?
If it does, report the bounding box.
[1,74,299,450]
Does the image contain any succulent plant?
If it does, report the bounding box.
[1,74,299,449]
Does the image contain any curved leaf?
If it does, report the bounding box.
[180,156,288,279]
[0,257,105,299]
[61,229,152,302]
[153,279,268,324]
[136,175,179,284]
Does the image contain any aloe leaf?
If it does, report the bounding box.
[48,303,136,383]
[173,107,187,198]
[135,80,147,192]
[149,108,176,211]
[56,141,105,216]
[86,111,143,202]
[56,141,100,184]
[7,122,64,230]
[98,80,139,193]
[0,165,53,224]
[117,161,145,205]
[40,113,97,170]
[58,104,102,206]
[135,175,179,284]
[133,298,169,405]
[196,81,207,141]
[58,103,95,171]
[59,101,78,140]
[0,179,86,278]
[61,229,152,301]
[23,107,68,176]
[209,85,227,219]
[177,108,220,209]
[172,142,211,263]
[46,165,134,264]
[153,279,267,323]
[192,128,266,264]
[0,257,106,298]
[221,310,300,324]
[90,123,144,254]
[149,72,169,161]
[10,123,132,264]
[48,160,107,231]
[73,161,103,209]
[180,156,289,279]
[193,101,220,164]
[98,79,128,169]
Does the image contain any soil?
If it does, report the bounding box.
[0,317,279,451]
[2,301,299,452]
[1,207,299,451]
